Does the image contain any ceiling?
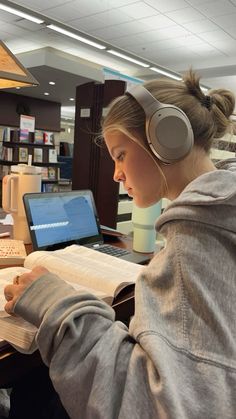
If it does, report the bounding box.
[1,0,236,119]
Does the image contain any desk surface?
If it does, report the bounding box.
[0,225,153,388]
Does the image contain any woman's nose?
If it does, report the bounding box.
[113,167,124,183]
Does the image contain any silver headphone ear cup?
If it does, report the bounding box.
[147,107,194,163]
[126,85,194,163]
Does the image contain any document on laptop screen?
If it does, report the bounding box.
[26,194,100,248]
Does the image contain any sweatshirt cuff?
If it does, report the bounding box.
[14,273,87,327]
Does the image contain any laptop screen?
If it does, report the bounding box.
[23,190,104,250]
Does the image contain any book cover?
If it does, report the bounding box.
[43,132,54,145]
[48,166,57,180]
[48,148,57,163]
[18,147,28,163]
[0,146,13,161]
[34,130,44,144]
[3,127,11,142]
[42,183,55,192]
[33,148,43,163]
[19,129,29,143]
[0,245,141,352]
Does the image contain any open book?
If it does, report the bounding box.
[0,245,143,353]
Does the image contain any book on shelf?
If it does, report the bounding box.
[19,129,29,143]
[2,127,11,142]
[18,147,28,163]
[48,148,58,163]
[1,146,13,161]
[34,130,44,144]
[48,166,57,180]
[43,132,54,145]
[0,245,142,352]
[33,148,43,163]
[42,183,58,192]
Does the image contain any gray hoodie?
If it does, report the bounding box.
[15,158,236,419]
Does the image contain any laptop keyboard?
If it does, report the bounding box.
[94,244,130,258]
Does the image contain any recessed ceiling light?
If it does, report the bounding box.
[16,87,21,89]
[44,92,49,96]
[49,81,55,85]
[69,98,74,101]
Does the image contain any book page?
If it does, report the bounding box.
[0,314,37,353]
[0,266,30,311]
[25,245,143,299]
[0,265,112,352]
[0,266,112,309]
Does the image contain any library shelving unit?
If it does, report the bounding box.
[0,129,63,193]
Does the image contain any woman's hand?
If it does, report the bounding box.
[4,266,49,315]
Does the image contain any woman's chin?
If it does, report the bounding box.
[134,197,160,208]
[133,199,149,208]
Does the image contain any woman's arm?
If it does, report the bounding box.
[4,270,158,419]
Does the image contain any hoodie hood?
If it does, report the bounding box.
[156,158,236,234]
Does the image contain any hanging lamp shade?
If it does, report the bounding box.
[0,40,39,89]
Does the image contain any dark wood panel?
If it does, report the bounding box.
[0,91,61,132]
[72,80,126,228]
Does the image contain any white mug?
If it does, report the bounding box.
[2,164,42,243]
[132,201,162,253]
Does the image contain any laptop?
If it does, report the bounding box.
[23,189,151,265]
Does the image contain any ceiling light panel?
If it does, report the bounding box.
[150,67,182,80]
[107,50,149,67]
[47,24,106,50]
[0,3,44,24]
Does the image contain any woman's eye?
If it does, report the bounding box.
[117,152,124,161]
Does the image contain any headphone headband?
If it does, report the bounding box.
[126,84,194,164]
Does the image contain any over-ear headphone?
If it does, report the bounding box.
[126,84,194,164]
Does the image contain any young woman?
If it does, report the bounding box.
[4,70,236,418]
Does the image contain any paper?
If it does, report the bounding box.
[0,214,13,225]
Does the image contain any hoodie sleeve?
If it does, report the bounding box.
[13,273,158,419]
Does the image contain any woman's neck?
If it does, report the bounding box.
[163,147,216,200]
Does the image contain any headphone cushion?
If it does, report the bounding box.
[147,107,194,163]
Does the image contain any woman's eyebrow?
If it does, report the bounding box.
[110,146,120,156]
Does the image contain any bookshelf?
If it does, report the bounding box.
[0,127,63,193]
